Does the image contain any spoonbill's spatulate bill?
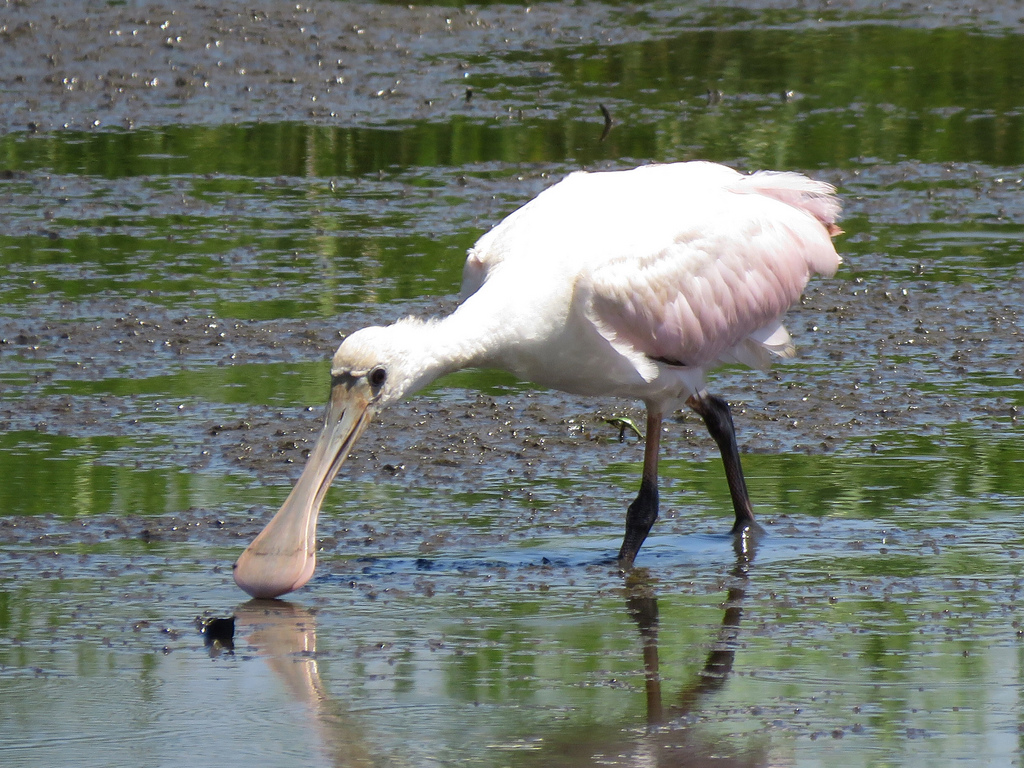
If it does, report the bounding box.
[233,161,842,599]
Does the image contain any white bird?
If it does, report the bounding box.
[233,161,842,599]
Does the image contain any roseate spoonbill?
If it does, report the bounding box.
[233,161,842,599]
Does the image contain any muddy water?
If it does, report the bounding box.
[2,1,1024,766]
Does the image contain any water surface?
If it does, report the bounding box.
[2,1,1024,766]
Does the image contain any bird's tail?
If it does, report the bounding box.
[738,171,843,237]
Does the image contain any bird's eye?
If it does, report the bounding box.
[368,366,387,389]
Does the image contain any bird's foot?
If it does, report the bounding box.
[616,539,647,572]
[730,517,765,560]
[618,490,658,570]
[730,516,765,537]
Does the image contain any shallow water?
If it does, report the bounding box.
[2,1,1024,766]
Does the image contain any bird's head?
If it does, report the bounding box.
[233,320,434,600]
[329,322,426,407]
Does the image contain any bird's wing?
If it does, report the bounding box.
[581,183,841,378]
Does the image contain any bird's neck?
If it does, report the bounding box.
[388,297,506,400]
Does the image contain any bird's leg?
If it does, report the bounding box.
[618,410,662,568]
[686,393,761,534]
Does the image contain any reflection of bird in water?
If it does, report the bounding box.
[235,601,375,768]
[535,537,766,766]
[233,161,842,599]
[236,546,765,767]
[626,537,755,727]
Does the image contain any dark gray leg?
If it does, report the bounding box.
[617,410,662,568]
[686,393,761,534]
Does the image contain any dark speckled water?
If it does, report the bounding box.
[2,1,1024,766]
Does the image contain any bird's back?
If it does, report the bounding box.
[458,162,841,401]
[462,162,838,293]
